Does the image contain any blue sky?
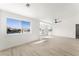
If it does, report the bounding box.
[7,18,21,29]
[21,21,30,29]
[7,18,30,29]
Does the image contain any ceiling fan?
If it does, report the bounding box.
[54,19,62,23]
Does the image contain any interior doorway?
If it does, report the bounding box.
[40,21,52,39]
[76,24,79,39]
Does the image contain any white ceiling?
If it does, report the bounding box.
[0,3,79,22]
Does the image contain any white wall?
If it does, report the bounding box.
[0,3,79,41]
[52,18,76,38]
[0,10,40,50]
[52,4,79,38]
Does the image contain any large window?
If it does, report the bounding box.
[7,18,30,34]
